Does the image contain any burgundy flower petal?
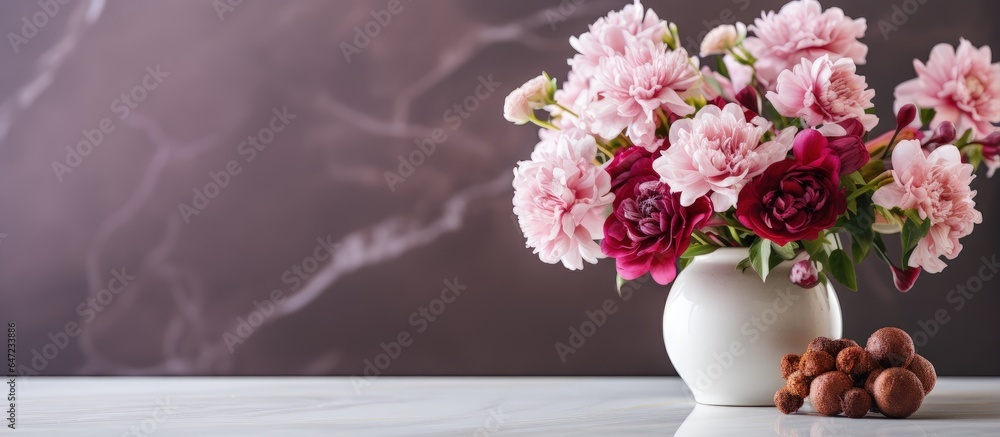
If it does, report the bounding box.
[890,264,921,293]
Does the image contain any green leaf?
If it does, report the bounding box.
[900,210,931,267]
[919,108,936,127]
[681,244,719,259]
[735,256,752,273]
[829,249,858,291]
[749,238,772,281]
[851,235,871,264]
[844,196,876,263]
[872,234,891,265]
[716,56,730,78]
[859,160,886,183]
[771,241,797,261]
[955,128,975,148]
[615,274,627,297]
[967,144,985,169]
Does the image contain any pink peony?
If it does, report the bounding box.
[568,0,667,78]
[767,55,878,132]
[744,0,867,89]
[894,39,1000,138]
[872,140,983,273]
[554,70,594,116]
[513,130,614,270]
[653,103,796,211]
[587,38,700,150]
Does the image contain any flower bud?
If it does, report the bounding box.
[923,121,957,148]
[895,104,917,131]
[979,132,1000,159]
[828,135,869,175]
[735,86,760,116]
[790,260,820,289]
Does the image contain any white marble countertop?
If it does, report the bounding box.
[9,377,1000,436]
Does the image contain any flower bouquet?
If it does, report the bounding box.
[505,0,997,294]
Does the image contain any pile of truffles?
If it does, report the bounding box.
[774,327,936,419]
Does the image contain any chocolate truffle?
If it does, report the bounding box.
[864,368,882,394]
[809,371,853,416]
[807,336,841,357]
[906,354,937,394]
[786,370,811,398]
[801,350,836,377]
[841,387,872,419]
[872,368,925,418]
[837,338,860,351]
[866,327,915,368]
[837,346,876,378]
[781,354,801,379]
[774,388,804,414]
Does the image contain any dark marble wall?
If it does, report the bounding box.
[1,0,998,376]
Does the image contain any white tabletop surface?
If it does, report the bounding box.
[9,377,1000,436]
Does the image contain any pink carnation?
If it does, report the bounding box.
[894,39,1000,138]
[872,140,983,273]
[568,0,667,78]
[767,55,878,132]
[745,0,867,89]
[653,103,796,211]
[587,38,700,150]
[513,130,614,270]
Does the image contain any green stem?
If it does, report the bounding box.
[530,115,559,131]
[554,102,578,118]
[727,226,742,246]
[847,173,894,202]
[692,231,711,246]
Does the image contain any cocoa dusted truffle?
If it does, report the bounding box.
[800,350,836,377]
[906,354,937,394]
[872,368,925,418]
[841,387,873,419]
[780,354,801,379]
[864,368,882,394]
[786,370,811,398]
[866,327,915,368]
[837,338,860,352]
[807,336,841,357]
[774,388,804,414]
[837,346,876,378]
[809,371,854,416]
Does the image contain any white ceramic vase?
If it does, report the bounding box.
[663,248,842,406]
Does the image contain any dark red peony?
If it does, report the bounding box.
[601,180,713,285]
[604,146,661,205]
[736,130,847,246]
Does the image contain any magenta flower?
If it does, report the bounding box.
[654,103,796,211]
[604,146,661,204]
[513,131,614,270]
[767,55,878,132]
[744,0,868,89]
[601,181,713,285]
[587,38,701,150]
[872,140,983,273]
[895,39,1000,138]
